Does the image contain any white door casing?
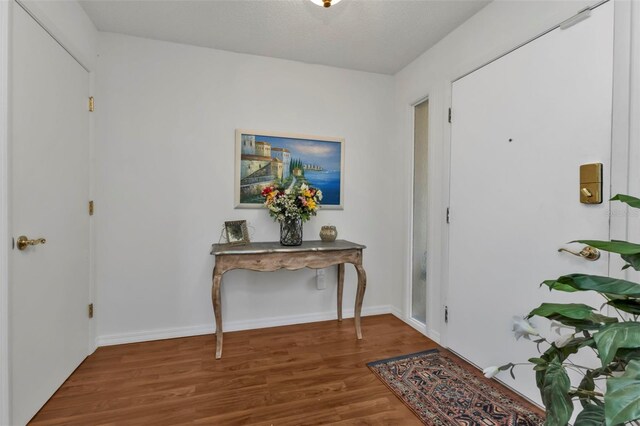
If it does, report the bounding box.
[10,4,90,424]
[447,1,614,404]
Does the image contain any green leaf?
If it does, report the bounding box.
[607,298,640,315]
[528,303,597,320]
[542,274,640,298]
[575,404,605,426]
[605,359,640,425]
[574,240,640,255]
[594,322,640,366]
[528,302,616,332]
[542,279,579,293]
[611,194,640,209]
[529,357,547,365]
[542,359,573,426]
[617,348,640,363]
[621,253,640,272]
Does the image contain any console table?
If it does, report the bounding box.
[209,240,367,359]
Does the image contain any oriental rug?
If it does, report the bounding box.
[367,349,545,426]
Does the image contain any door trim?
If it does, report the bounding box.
[0,0,10,423]
[441,0,634,347]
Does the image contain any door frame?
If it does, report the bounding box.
[0,1,11,424]
[405,94,430,334]
[0,1,96,422]
[440,0,635,348]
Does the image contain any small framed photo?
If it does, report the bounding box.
[224,220,250,245]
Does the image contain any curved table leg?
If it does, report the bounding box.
[337,263,344,321]
[354,264,367,340]
[212,268,223,359]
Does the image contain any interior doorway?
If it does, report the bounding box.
[411,99,429,324]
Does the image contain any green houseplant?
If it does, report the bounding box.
[486,194,640,426]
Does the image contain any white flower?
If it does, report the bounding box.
[300,183,308,191]
[284,188,291,195]
[512,316,540,340]
[554,334,574,348]
[483,366,500,378]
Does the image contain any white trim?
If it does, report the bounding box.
[13,0,93,72]
[609,0,632,279]
[96,305,395,347]
[0,0,11,423]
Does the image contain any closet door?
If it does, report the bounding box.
[11,4,91,424]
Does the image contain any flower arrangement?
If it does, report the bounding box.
[261,182,322,223]
[484,194,640,426]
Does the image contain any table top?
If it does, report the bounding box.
[211,239,366,256]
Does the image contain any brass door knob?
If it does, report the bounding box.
[16,235,46,251]
[558,246,600,261]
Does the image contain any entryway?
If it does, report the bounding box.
[447,1,614,403]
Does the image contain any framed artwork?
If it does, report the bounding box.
[234,129,345,209]
[224,220,250,245]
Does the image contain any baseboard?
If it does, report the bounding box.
[95,305,395,347]
[388,308,441,344]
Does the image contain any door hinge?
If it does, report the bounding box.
[88,303,94,319]
[448,108,452,123]
[89,96,94,112]
[446,207,450,224]
[445,306,449,323]
[89,200,94,216]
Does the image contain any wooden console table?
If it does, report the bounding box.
[209,240,367,359]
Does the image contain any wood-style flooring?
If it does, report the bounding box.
[29,314,537,425]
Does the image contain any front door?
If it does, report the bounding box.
[10,3,91,424]
[447,2,614,403]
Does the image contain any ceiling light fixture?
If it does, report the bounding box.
[309,0,342,8]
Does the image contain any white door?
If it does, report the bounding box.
[10,4,91,424]
[447,2,613,403]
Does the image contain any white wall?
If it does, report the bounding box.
[392,0,603,341]
[94,33,397,344]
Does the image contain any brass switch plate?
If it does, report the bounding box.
[580,163,602,204]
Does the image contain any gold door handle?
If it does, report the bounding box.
[558,246,600,261]
[16,235,46,251]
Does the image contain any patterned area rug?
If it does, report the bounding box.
[367,349,545,426]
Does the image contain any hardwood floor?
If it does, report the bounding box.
[29,314,538,425]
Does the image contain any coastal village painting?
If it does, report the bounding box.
[235,130,344,209]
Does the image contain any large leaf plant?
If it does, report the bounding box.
[487,195,640,426]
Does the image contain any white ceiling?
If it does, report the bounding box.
[79,0,490,75]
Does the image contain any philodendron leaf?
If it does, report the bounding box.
[575,404,605,426]
[607,298,640,315]
[611,194,640,209]
[542,274,640,298]
[621,253,640,272]
[605,359,640,426]
[574,240,640,255]
[594,322,640,366]
[528,303,615,331]
[529,303,596,320]
[541,359,573,426]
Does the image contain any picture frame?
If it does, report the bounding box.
[234,129,345,209]
[224,220,250,245]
